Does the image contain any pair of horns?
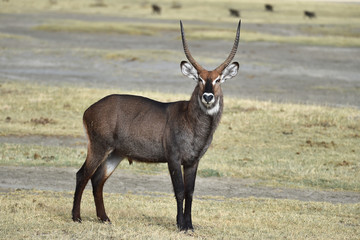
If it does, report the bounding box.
[180,20,241,73]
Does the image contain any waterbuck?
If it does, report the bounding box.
[304,10,316,19]
[72,20,241,231]
[265,4,274,12]
[229,8,240,17]
[152,4,161,14]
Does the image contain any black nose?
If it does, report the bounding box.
[203,94,214,103]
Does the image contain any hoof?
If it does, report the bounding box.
[177,224,186,232]
[98,217,111,224]
[178,224,192,232]
[179,222,194,232]
[186,226,194,232]
[178,226,194,233]
[72,217,82,223]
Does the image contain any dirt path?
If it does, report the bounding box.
[1,165,359,204]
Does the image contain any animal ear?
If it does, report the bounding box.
[220,62,239,83]
[180,61,198,81]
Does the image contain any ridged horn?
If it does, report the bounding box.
[180,20,204,72]
[215,20,241,73]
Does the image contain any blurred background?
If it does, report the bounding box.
[0,0,359,107]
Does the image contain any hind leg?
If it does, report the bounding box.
[91,153,123,222]
[72,146,113,222]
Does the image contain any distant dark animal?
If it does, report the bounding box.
[265,4,273,12]
[72,20,242,231]
[229,8,240,17]
[152,4,161,14]
[304,11,316,19]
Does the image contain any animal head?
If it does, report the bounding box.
[180,20,241,115]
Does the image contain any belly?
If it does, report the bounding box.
[115,136,166,163]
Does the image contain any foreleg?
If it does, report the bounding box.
[168,160,185,230]
[183,162,199,231]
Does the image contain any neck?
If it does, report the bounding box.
[183,87,223,159]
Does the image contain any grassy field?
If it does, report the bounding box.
[2,0,360,24]
[1,0,360,47]
[1,189,359,239]
[1,1,360,239]
[1,81,359,191]
[34,19,360,47]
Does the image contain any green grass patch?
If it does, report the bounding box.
[1,189,359,239]
[1,81,359,191]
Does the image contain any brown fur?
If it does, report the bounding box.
[72,20,241,231]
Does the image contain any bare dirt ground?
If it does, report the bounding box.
[0,12,359,203]
[2,165,360,204]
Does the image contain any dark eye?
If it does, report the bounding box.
[198,78,205,85]
[215,79,220,84]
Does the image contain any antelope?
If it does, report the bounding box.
[265,4,274,12]
[304,10,316,19]
[72,20,241,231]
[152,4,161,14]
[229,8,240,18]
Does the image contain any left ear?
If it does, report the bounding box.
[220,62,239,83]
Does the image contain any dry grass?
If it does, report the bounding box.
[2,0,360,47]
[1,189,359,239]
[1,81,359,191]
[210,99,360,190]
[1,0,360,25]
[0,143,85,167]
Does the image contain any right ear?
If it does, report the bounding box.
[180,61,198,81]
